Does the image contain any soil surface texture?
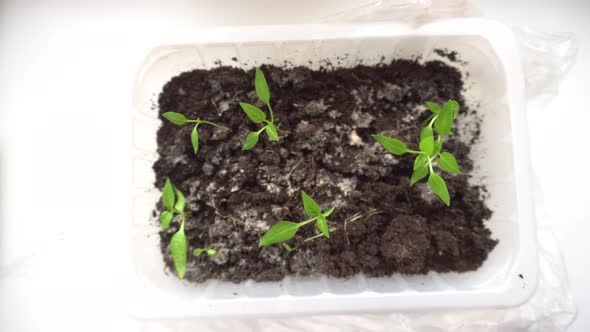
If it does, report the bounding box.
[153,60,497,283]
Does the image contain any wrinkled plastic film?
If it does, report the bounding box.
[321,1,578,99]
[319,0,476,23]
[514,27,577,98]
[320,0,428,23]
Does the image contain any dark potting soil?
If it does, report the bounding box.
[153,60,497,283]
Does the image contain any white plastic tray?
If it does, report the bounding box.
[130,19,538,318]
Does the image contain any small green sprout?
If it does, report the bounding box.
[159,178,188,278]
[259,191,335,247]
[193,244,218,257]
[162,112,230,155]
[281,209,381,257]
[372,100,462,206]
[240,68,284,150]
[159,178,216,279]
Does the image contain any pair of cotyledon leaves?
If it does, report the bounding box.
[161,112,202,155]
[258,191,335,247]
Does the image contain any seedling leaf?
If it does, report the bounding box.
[420,126,433,141]
[265,123,279,141]
[162,112,188,125]
[259,221,300,246]
[413,154,428,171]
[193,248,218,257]
[255,68,270,105]
[162,178,175,210]
[433,138,442,155]
[444,99,460,118]
[205,249,218,256]
[372,135,408,155]
[301,191,321,217]
[420,137,434,155]
[174,187,185,212]
[170,228,188,278]
[434,104,453,136]
[410,164,429,186]
[239,102,266,124]
[438,152,461,174]
[316,215,330,238]
[323,206,336,217]
[422,113,436,128]
[426,102,441,114]
[428,172,450,206]
[160,211,173,230]
[419,128,434,155]
[243,131,261,150]
[191,124,199,154]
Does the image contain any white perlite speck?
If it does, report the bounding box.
[263,181,281,195]
[350,109,375,128]
[377,83,402,102]
[348,130,363,146]
[205,182,217,192]
[236,208,268,234]
[218,101,231,112]
[294,99,329,116]
[336,177,357,197]
[381,153,399,165]
[328,109,341,119]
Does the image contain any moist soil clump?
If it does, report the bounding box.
[153,60,497,283]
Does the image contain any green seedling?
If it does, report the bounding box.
[159,178,215,279]
[240,68,284,150]
[159,178,188,278]
[372,99,462,206]
[281,209,381,257]
[193,244,218,257]
[259,191,335,247]
[162,112,230,155]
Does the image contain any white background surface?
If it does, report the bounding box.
[0,0,588,331]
